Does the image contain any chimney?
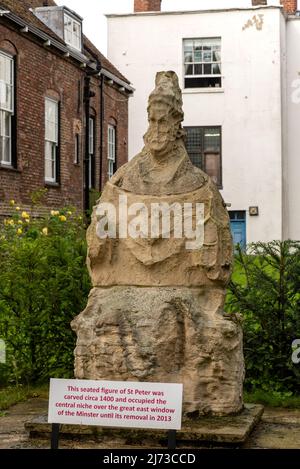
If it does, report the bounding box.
[251,1,267,5]
[280,0,297,14]
[134,0,162,13]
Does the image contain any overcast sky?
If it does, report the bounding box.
[56,0,282,55]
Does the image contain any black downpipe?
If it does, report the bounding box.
[99,73,104,192]
[83,61,101,215]
[84,76,91,214]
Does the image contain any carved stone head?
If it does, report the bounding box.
[144,71,186,159]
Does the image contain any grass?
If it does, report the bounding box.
[244,390,300,408]
[0,383,49,412]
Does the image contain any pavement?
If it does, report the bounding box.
[1,398,300,449]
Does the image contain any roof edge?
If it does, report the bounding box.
[106,5,283,18]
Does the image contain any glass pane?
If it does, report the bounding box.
[45,142,56,180]
[108,126,115,161]
[185,64,193,75]
[0,55,5,81]
[183,40,193,52]
[185,127,202,152]
[45,99,58,143]
[3,111,10,137]
[194,50,202,62]
[184,52,193,63]
[212,63,221,74]
[0,111,11,138]
[0,53,12,84]
[203,51,212,62]
[5,85,13,111]
[194,64,202,75]
[205,153,221,185]
[0,83,13,112]
[204,64,212,74]
[213,50,221,62]
[193,39,203,49]
[204,128,221,151]
[1,136,11,163]
[0,82,5,109]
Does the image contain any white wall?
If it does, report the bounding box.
[108,6,284,243]
[286,18,300,240]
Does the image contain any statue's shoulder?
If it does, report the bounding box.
[109,151,145,188]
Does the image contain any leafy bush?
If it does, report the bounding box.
[0,202,90,385]
[226,241,300,394]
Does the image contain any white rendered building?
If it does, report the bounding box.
[107,0,300,245]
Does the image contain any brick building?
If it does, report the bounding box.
[0,0,133,215]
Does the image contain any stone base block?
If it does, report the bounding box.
[71,286,244,416]
[25,404,263,446]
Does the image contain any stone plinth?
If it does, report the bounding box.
[25,404,264,446]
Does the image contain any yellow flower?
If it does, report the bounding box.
[0,235,5,240]
[21,211,30,219]
[42,227,48,236]
[18,220,23,225]
[59,215,66,222]
[51,210,59,216]
[67,211,72,216]
[25,218,30,223]
[8,219,14,226]
[17,228,22,235]
[9,199,15,206]
[15,206,20,211]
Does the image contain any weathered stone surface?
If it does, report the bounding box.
[86,182,233,288]
[72,71,244,416]
[25,405,264,445]
[72,286,243,416]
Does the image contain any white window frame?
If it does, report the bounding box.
[64,13,82,52]
[183,37,222,89]
[45,97,59,183]
[0,51,14,166]
[88,117,94,188]
[108,124,116,179]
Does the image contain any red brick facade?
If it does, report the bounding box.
[281,0,298,13]
[0,1,132,216]
[134,0,162,13]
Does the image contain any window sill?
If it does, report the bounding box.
[183,88,224,94]
[0,164,20,173]
[45,181,60,188]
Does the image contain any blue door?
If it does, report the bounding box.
[229,211,246,251]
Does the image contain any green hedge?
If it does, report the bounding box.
[0,203,90,385]
[226,241,300,395]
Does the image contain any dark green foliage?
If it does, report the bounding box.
[226,240,300,394]
[0,207,90,385]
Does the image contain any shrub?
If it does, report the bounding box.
[0,203,90,385]
[226,240,300,394]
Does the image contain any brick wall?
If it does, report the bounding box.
[0,21,129,216]
[101,83,128,189]
[134,0,162,12]
[281,0,297,13]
